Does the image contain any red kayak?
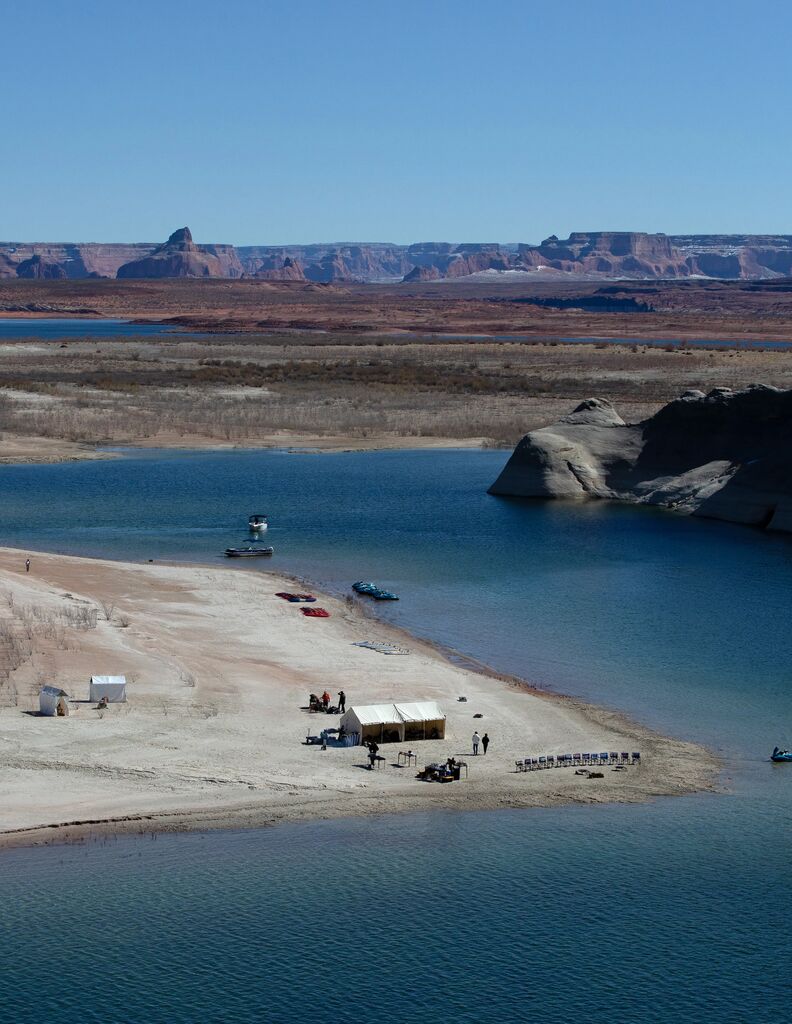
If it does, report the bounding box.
[302,607,329,618]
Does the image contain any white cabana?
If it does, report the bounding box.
[89,675,127,703]
[39,686,70,717]
[340,700,445,744]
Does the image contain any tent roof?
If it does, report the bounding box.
[394,701,445,722]
[346,703,404,726]
[40,685,69,697]
[344,701,445,726]
[90,675,126,685]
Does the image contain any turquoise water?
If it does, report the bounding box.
[0,449,790,1022]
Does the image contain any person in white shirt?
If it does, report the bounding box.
[472,731,481,754]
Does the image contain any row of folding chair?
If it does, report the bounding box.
[515,752,641,772]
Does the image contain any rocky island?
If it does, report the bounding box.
[489,385,792,533]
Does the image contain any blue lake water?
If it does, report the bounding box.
[424,333,791,350]
[0,449,790,1022]
[0,318,181,339]
[559,334,792,350]
[2,317,789,350]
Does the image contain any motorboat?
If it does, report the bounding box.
[248,514,268,532]
[225,546,274,558]
[771,746,792,762]
[352,581,399,600]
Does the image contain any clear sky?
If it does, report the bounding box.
[2,0,790,244]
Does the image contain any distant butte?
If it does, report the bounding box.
[2,229,792,282]
[116,227,243,279]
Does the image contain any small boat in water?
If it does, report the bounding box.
[248,514,268,532]
[771,746,792,762]
[225,546,274,558]
[352,581,399,601]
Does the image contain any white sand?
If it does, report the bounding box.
[0,549,717,849]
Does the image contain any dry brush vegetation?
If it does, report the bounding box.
[1,332,791,449]
[0,591,99,707]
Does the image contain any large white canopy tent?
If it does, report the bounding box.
[89,675,127,703]
[340,701,445,744]
[39,686,70,716]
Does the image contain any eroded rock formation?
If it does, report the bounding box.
[116,227,242,279]
[4,231,792,282]
[489,386,792,533]
[255,255,306,281]
[15,255,68,279]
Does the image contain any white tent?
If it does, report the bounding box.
[340,701,445,744]
[39,686,70,717]
[394,701,446,742]
[89,675,127,703]
[341,703,405,744]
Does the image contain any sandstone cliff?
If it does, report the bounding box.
[4,231,792,283]
[488,386,792,534]
[254,255,307,281]
[0,241,157,278]
[116,228,242,279]
[15,255,68,279]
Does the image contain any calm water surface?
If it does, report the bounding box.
[0,449,789,1022]
[0,317,183,339]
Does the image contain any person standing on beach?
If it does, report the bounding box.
[482,733,490,754]
[338,690,346,713]
[472,731,481,755]
[25,559,30,573]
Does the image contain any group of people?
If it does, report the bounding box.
[472,731,490,755]
[317,689,346,712]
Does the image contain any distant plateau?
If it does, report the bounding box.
[5,226,792,283]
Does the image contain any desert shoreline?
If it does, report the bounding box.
[0,547,719,854]
[0,434,495,467]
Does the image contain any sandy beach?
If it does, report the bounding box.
[0,548,718,850]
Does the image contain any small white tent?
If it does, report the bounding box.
[39,686,70,717]
[340,701,446,744]
[89,675,127,703]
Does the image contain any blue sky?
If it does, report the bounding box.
[2,0,790,244]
